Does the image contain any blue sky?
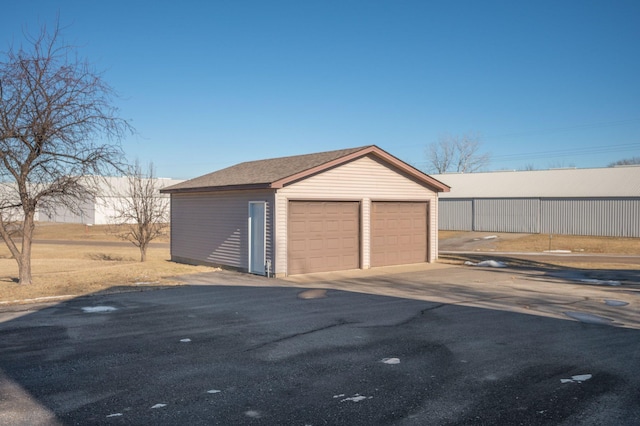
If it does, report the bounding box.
[2,1,639,179]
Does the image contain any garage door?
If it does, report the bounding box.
[371,202,427,267]
[288,201,360,275]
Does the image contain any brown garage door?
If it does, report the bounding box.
[288,201,360,275]
[371,202,428,267]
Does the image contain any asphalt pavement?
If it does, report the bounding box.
[1,267,639,425]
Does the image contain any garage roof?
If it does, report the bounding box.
[434,166,640,198]
[162,145,450,193]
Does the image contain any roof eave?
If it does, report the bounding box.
[160,183,273,194]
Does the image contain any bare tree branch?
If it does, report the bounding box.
[426,134,490,174]
[608,157,640,167]
[106,160,169,262]
[0,22,133,284]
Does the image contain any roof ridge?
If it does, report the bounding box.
[236,145,374,166]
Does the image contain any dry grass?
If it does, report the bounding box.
[32,222,170,242]
[495,233,639,255]
[0,223,216,304]
[439,230,640,255]
[1,224,638,305]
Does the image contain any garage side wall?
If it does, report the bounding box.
[170,190,275,270]
[275,155,439,276]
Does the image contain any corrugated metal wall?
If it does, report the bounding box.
[439,199,473,230]
[474,198,540,233]
[541,198,640,237]
[440,197,640,237]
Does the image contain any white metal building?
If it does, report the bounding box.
[434,166,640,237]
[39,176,184,225]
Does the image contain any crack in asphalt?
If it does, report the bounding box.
[244,319,353,353]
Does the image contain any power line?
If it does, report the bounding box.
[490,142,640,162]
[489,118,640,140]
[411,142,640,169]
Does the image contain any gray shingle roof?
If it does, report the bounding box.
[163,145,450,194]
[162,146,372,192]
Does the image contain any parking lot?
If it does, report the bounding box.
[1,260,639,425]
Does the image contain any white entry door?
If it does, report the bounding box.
[248,202,266,275]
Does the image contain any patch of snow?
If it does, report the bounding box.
[561,374,592,383]
[381,357,400,365]
[572,374,593,382]
[604,299,629,307]
[579,279,621,286]
[464,260,507,268]
[564,311,614,325]
[0,295,75,305]
[180,338,191,343]
[472,235,498,241]
[82,306,117,313]
[340,394,372,403]
[207,389,221,394]
[333,394,345,399]
[151,403,167,409]
[544,250,572,253]
[244,410,261,418]
[106,413,123,418]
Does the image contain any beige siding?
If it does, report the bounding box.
[280,155,435,199]
[431,197,438,260]
[361,198,371,269]
[170,190,275,271]
[275,155,439,275]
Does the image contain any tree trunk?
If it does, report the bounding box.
[18,212,35,285]
[139,244,147,262]
[18,251,32,285]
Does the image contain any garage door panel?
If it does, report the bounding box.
[342,236,358,248]
[371,202,427,267]
[343,219,358,229]
[326,220,340,232]
[326,237,341,250]
[288,201,360,275]
[398,235,412,245]
[289,240,306,251]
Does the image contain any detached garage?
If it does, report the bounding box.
[161,145,449,277]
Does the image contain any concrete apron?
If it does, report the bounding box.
[177,261,639,330]
[282,262,640,330]
[283,262,454,284]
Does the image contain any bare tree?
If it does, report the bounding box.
[107,161,169,262]
[608,157,640,167]
[426,134,490,173]
[0,23,131,284]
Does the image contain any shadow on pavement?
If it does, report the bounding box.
[1,283,640,425]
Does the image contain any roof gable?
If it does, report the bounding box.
[162,145,449,194]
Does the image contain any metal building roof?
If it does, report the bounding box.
[433,166,640,198]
